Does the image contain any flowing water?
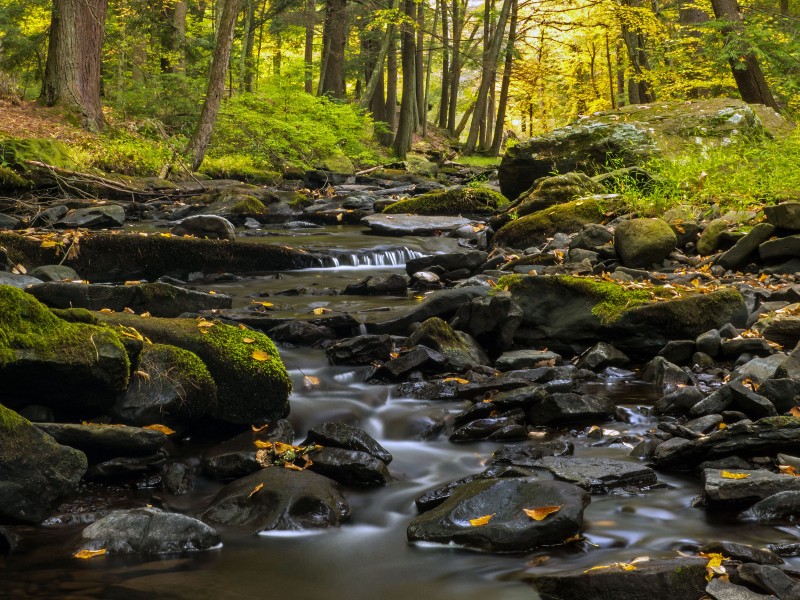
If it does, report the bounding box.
[2,225,799,599]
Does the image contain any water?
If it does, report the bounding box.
[3,225,799,599]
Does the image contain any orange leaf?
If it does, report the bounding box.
[251,423,269,433]
[124,281,142,286]
[442,377,470,384]
[251,350,272,361]
[312,307,331,315]
[248,483,264,498]
[779,465,800,476]
[40,240,58,248]
[242,337,256,344]
[140,311,151,318]
[523,505,562,521]
[721,471,750,479]
[197,320,214,329]
[303,375,320,388]
[253,440,273,449]
[143,424,175,435]
[74,548,107,559]
[469,514,495,527]
[790,407,800,417]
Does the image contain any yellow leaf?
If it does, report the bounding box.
[251,350,272,361]
[721,471,750,479]
[123,307,135,314]
[242,337,256,344]
[691,278,701,287]
[584,562,637,573]
[312,307,331,315]
[124,281,142,286]
[253,440,273,449]
[40,240,58,248]
[469,514,495,527]
[523,505,562,521]
[197,320,214,329]
[251,300,274,308]
[718,422,727,430]
[140,312,151,318]
[700,552,726,581]
[248,483,264,498]
[442,377,470,384]
[303,375,320,388]
[251,423,269,433]
[143,424,175,435]
[74,548,107,559]
[790,406,800,417]
[100,308,114,313]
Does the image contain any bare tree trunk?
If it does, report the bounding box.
[490,0,516,156]
[163,1,188,73]
[415,0,425,126]
[438,0,450,128]
[360,0,399,112]
[710,0,780,111]
[305,0,316,94]
[319,0,348,98]
[41,0,109,132]
[605,32,615,109]
[780,0,789,16]
[392,0,418,157]
[187,0,243,171]
[621,0,654,104]
[382,33,398,146]
[423,0,440,137]
[464,0,511,154]
[446,0,465,132]
[239,0,257,91]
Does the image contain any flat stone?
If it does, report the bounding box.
[34,423,167,462]
[56,205,125,229]
[706,577,778,600]
[764,203,800,230]
[704,468,800,502]
[576,342,630,370]
[303,421,392,464]
[495,349,561,371]
[528,456,658,493]
[760,235,800,261]
[527,393,616,426]
[361,214,472,236]
[739,491,800,522]
[718,223,777,270]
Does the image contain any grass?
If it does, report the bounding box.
[611,129,800,216]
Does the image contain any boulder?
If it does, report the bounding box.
[307,447,391,486]
[508,172,604,215]
[56,205,125,229]
[527,393,616,427]
[576,342,630,370]
[697,219,730,255]
[704,468,800,502]
[764,203,800,231]
[361,214,473,236]
[382,187,508,216]
[406,250,488,277]
[202,420,295,480]
[34,422,167,462]
[368,346,451,381]
[326,334,400,365]
[614,218,677,268]
[171,214,236,241]
[27,265,79,282]
[0,403,87,523]
[526,456,658,493]
[342,273,409,295]
[718,223,777,270]
[406,317,490,371]
[407,478,590,552]
[77,507,219,555]
[451,290,522,356]
[706,576,779,600]
[495,349,561,371]
[303,421,392,464]
[737,563,800,599]
[759,235,800,262]
[369,286,488,335]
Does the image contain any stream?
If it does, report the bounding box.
[2,225,799,599]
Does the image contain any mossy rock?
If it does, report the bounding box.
[383,187,508,216]
[512,172,604,213]
[314,154,355,175]
[614,218,677,268]
[0,403,87,523]
[696,218,730,255]
[0,138,75,170]
[0,165,32,191]
[493,197,614,249]
[0,285,130,412]
[97,313,291,424]
[406,317,489,370]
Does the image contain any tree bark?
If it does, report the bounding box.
[239,0,257,91]
[187,0,243,171]
[305,0,316,94]
[415,0,425,126]
[621,0,654,104]
[710,0,780,111]
[438,0,450,129]
[446,0,465,133]
[359,0,399,112]
[490,0,516,156]
[319,0,348,98]
[40,0,109,132]
[392,0,418,157]
[423,0,440,137]
[382,32,398,146]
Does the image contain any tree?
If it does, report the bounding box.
[392,0,418,156]
[40,0,109,132]
[187,0,243,171]
[319,0,348,97]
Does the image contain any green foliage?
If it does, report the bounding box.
[208,84,383,170]
[80,128,173,176]
[199,155,281,184]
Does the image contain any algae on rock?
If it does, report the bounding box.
[383,187,508,216]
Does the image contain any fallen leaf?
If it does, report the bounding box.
[197,320,215,329]
[248,483,264,498]
[143,424,175,435]
[251,301,274,308]
[779,465,800,476]
[700,552,726,581]
[790,406,800,417]
[584,562,637,573]
[140,311,151,318]
[312,307,331,315]
[100,308,114,313]
[253,439,272,449]
[124,281,142,286]
[251,424,269,433]
[469,514,495,527]
[442,377,470,385]
[251,350,272,361]
[721,471,750,479]
[524,505,562,521]
[123,307,135,314]
[242,337,256,344]
[303,375,320,388]
[74,548,107,559]
[40,240,58,248]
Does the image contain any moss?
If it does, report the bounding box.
[0,165,31,190]
[315,154,355,175]
[0,402,28,432]
[0,138,74,170]
[493,197,612,249]
[51,308,100,325]
[758,415,800,428]
[383,187,509,216]
[231,195,267,215]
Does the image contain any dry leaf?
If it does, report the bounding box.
[442,377,470,384]
[40,240,58,248]
[143,424,175,435]
[124,281,142,286]
[242,337,256,344]
[253,439,272,449]
[790,406,800,417]
[100,308,114,313]
[140,311,151,318]
[251,350,272,362]
[251,424,269,433]
[700,552,726,581]
[74,548,107,559]
[721,470,750,479]
[251,301,274,308]
[197,320,215,329]
[248,483,264,498]
[303,375,320,388]
[312,307,331,315]
[469,514,495,527]
[523,505,562,521]
[584,562,637,573]
[779,465,800,476]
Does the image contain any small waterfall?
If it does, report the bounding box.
[320,247,426,268]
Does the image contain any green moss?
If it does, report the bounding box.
[231,196,267,215]
[758,416,800,428]
[493,197,612,249]
[0,138,75,170]
[0,165,31,190]
[383,187,509,216]
[50,308,100,325]
[548,276,655,324]
[0,402,28,432]
[288,194,314,210]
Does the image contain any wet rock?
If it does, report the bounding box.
[326,334,400,365]
[406,251,488,277]
[407,478,590,552]
[527,393,616,427]
[86,451,166,481]
[759,379,800,414]
[171,214,236,241]
[689,386,734,418]
[706,577,776,600]
[571,223,614,251]
[0,527,19,554]
[764,203,800,231]
[697,329,722,357]
[641,356,692,392]
[77,508,219,555]
[685,414,724,434]
[415,465,539,512]
[722,338,775,359]
[303,421,392,464]
[161,462,193,495]
[655,386,705,415]
[729,380,777,419]
[0,404,87,523]
[657,340,696,365]
[201,467,350,532]
[718,223,777,270]
[308,447,390,486]
[576,342,630,370]
[527,456,658,493]
[34,423,167,462]
[737,563,800,600]
[0,214,20,230]
[27,265,79,282]
[699,541,783,565]
[739,491,800,522]
[450,412,526,442]
[0,272,42,288]
[704,468,800,502]
[342,273,409,295]
[496,349,561,371]
[268,320,336,345]
[406,317,489,371]
[614,218,676,268]
[529,557,708,600]
[28,281,231,318]
[367,345,450,381]
[451,290,522,356]
[202,420,295,480]
[490,441,575,466]
[56,205,125,229]
[361,214,472,236]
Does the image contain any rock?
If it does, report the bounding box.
[739,491,800,522]
[0,404,87,523]
[759,235,800,262]
[614,218,676,268]
[161,462,193,495]
[415,465,540,512]
[171,214,236,241]
[496,349,561,371]
[764,203,800,231]
[0,286,130,411]
[718,223,777,270]
[0,527,19,554]
[689,386,734,418]
[576,342,630,370]
[759,379,800,414]
[509,173,605,218]
[369,286,488,335]
[655,386,705,415]
[704,468,800,502]
[98,313,290,424]
[528,393,616,427]
[34,423,167,462]
[267,321,336,345]
[729,379,777,419]
[342,273,409,295]
[110,343,216,426]
[368,345,451,381]
[699,541,783,565]
[56,205,125,229]
[361,214,473,236]
[697,329,722,357]
[450,412,527,442]
[758,312,800,348]
[737,563,800,600]
[526,456,658,493]
[734,356,788,384]
[451,290,522,356]
[307,447,390,486]
[0,272,42,288]
[201,467,350,532]
[406,250,488,277]
[571,223,614,251]
[326,334,400,365]
[722,337,775,359]
[27,265,79,282]
[706,577,776,600]
[490,441,575,466]
[77,508,219,555]
[657,340,696,365]
[641,356,692,391]
[382,187,508,216]
[407,478,590,552]
[303,422,392,464]
[27,281,231,318]
[0,214,20,230]
[202,420,295,480]
[406,317,489,371]
[85,452,165,481]
[698,218,730,256]
[529,557,708,600]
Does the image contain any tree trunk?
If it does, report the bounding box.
[463,0,511,154]
[305,0,316,94]
[780,0,789,16]
[187,0,243,171]
[621,0,654,104]
[359,0,399,113]
[239,0,257,91]
[415,0,425,126]
[40,0,109,132]
[423,0,440,137]
[490,0,516,156]
[163,1,188,74]
[392,0,418,157]
[438,0,450,129]
[382,33,398,146]
[446,0,465,132]
[319,0,348,98]
[710,0,780,111]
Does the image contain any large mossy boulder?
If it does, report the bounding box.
[512,172,605,212]
[0,285,130,411]
[498,98,785,201]
[383,187,508,216]
[97,313,291,424]
[614,218,677,268]
[492,197,614,249]
[499,275,747,356]
[0,403,87,523]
